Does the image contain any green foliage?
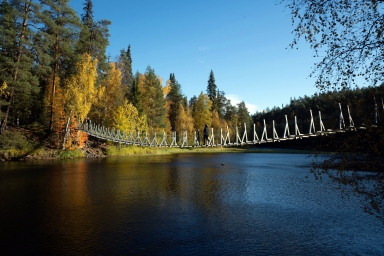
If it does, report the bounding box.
[106,145,160,156]
[167,73,184,131]
[117,44,133,95]
[129,71,143,115]
[0,0,39,130]
[0,130,34,151]
[237,101,252,128]
[36,0,81,131]
[207,70,218,111]
[59,149,85,159]
[77,0,110,76]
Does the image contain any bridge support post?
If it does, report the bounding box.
[374,98,379,125]
[309,110,316,135]
[347,105,355,130]
[235,126,239,145]
[181,131,188,148]
[338,103,345,130]
[142,132,151,145]
[220,128,224,146]
[242,123,248,144]
[272,120,279,142]
[260,119,268,143]
[194,130,200,147]
[170,131,178,147]
[159,131,168,147]
[208,128,215,146]
[150,132,158,146]
[253,123,259,143]
[318,111,326,134]
[283,115,290,139]
[294,116,302,138]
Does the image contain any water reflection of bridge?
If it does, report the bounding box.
[76,103,381,148]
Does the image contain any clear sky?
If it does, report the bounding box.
[69,0,320,114]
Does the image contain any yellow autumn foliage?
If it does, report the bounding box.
[163,79,171,97]
[211,110,221,131]
[0,81,8,96]
[193,93,212,130]
[64,54,98,122]
[112,100,148,134]
[91,62,124,126]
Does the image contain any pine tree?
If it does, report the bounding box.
[189,95,197,111]
[36,0,81,132]
[117,44,133,96]
[207,70,218,111]
[224,100,238,129]
[167,73,183,131]
[129,71,143,115]
[0,0,39,131]
[237,101,252,128]
[216,89,228,118]
[77,0,110,75]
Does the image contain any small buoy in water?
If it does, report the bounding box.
[221,163,225,165]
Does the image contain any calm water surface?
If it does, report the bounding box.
[0,152,383,255]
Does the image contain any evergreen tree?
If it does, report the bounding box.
[224,99,238,129]
[216,89,228,118]
[237,101,252,128]
[207,70,217,111]
[189,95,197,111]
[0,0,39,131]
[77,0,110,75]
[129,71,143,115]
[36,0,81,131]
[167,73,183,131]
[117,44,133,98]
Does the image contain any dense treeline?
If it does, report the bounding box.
[253,84,384,132]
[0,0,252,148]
[253,84,384,171]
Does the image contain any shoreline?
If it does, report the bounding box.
[0,143,314,162]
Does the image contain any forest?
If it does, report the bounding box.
[0,0,253,149]
[1,0,383,163]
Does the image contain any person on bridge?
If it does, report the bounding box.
[86,117,91,130]
[204,124,209,145]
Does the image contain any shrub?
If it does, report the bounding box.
[0,131,34,151]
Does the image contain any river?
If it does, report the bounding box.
[0,152,383,255]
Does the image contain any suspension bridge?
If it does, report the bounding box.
[75,102,382,148]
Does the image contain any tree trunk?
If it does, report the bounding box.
[49,33,60,132]
[0,1,31,132]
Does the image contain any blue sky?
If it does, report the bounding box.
[69,0,320,114]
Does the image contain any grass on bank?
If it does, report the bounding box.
[59,149,85,159]
[0,130,36,160]
[105,144,248,156]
